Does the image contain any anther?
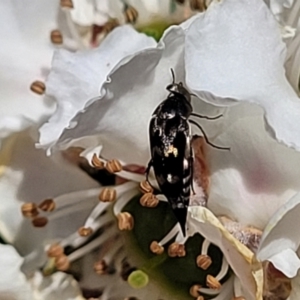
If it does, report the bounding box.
[139,180,153,194]
[189,284,201,298]
[140,193,159,208]
[55,254,70,271]
[106,159,122,173]
[21,202,38,218]
[38,199,55,212]
[50,30,63,44]
[168,242,186,257]
[196,254,212,270]
[206,275,221,290]
[124,5,138,24]
[94,260,108,275]
[150,241,164,255]
[30,81,46,95]
[99,188,117,202]
[91,154,105,169]
[117,212,134,230]
[32,216,48,227]
[196,297,204,300]
[47,244,64,258]
[103,19,119,35]
[78,226,93,237]
[60,0,73,9]
[189,0,207,11]
[233,297,245,300]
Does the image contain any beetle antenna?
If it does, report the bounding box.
[189,120,230,150]
[170,68,175,84]
[190,113,223,120]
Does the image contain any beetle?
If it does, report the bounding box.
[146,70,228,236]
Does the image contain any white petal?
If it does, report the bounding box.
[39,25,157,148]
[52,25,185,165]
[206,104,300,229]
[257,192,300,277]
[0,0,57,123]
[185,0,300,150]
[0,244,34,300]
[0,128,98,245]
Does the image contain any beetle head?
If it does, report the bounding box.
[166,69,191,102]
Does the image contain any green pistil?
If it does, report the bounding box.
[137,21,174,41]
[128,270,149,289]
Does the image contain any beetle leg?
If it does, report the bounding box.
[189,145,196,196]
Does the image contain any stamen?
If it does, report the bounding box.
[189,284,202,298]
[60,0,73,9]
[21,202,38,218]
[124,5,139,24]
[91,153,105,169]
[94,259,108,275]
[32,216,48,227]
[78,226,93,237]
[38,198,55,212]
[139,193,159,207]
[189,0,207,11]
[233,297,245,300]
[196,254,212,270]
[158,223,180,246]
[105,159,123,173]
[99,188,117,202]
[30,80,46,95]
[55,254,70,271]
[149,241,164,255]
[127,270,149,289]
[196,297,204,300]
[50,30,63,45]
[206,275,221,290]
[117,212,134,230]
[47,244,64,258]
[139,180,153,194]
[103,19,120,35]
[167,242,186,257]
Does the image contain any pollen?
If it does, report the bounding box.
[38,198,55,212]
[94,259,108,275]
[99,188,117,202]
[189,284,202,298]
[139,180,153,194]
[206,275,221,290]
[50,30,63,45]
[168,242,186,257]
[117,212,134,230]
[78,226,93,237]
[196,254,212,270]
[30,81,46,95]
[55,254,70,271]
[47,244,64,258]
[128,270,149,289]
[21,202,38,218]
[32,216,48,227]
[60,0,73,9]
[149,241,164,255]
[139,193,159,207]
[106,159,122,173]
[91,153,105,169]
[164,145,178,157]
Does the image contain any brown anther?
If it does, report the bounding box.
[47,244,64,258]
[189,284,201,298]
[60,0,73,9]
[103,19,119,34]
[105,159,122,173]
[124,5,138,24]
[99,188,117,202]
[168,242,186,257]
[78,226,93,237]
[196,254,212,270]
[38,198,55,212]
[140,193,159,208]
[206,275,221,290]
[30,80,46,95]
[233,297,245,300]
[150,241,164,255]
[21,202,38,218]
[139,180,153,194]
[91,154,105,169]
[32,216,48,227]
[94,260,108,275]
[196,297,204,300]
[50,30,63,44]
[55,254,70,271]
[117,212,134,230]
[189,0,207,11]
